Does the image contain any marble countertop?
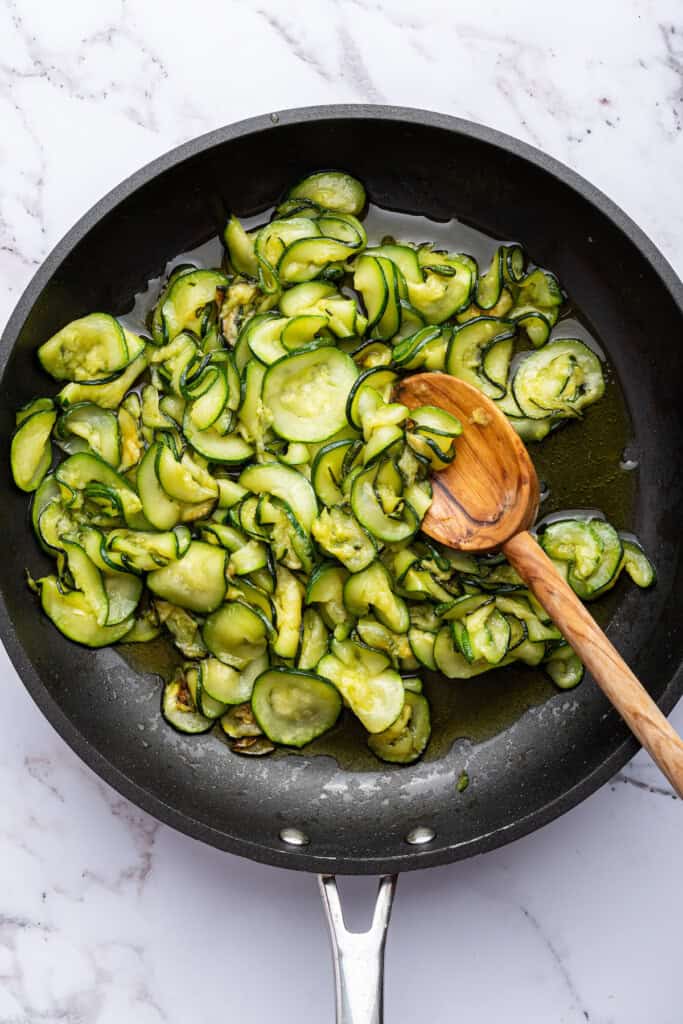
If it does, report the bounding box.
[1,1,682,1021]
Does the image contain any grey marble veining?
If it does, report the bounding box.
[0,1,682,1021]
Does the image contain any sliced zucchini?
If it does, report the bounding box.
[263,345,358,443]
[147,541,227,613]
[162,674,213,734]
[224,214,258,278]
[239,462,318,533]
[407,259,473,324]
[367,691,431,764]
[252,668,341,747]
[272,565,304,659]
[351,464,419,544]
[203,601,270,668]
[137,443,181,530]
[544,649,584,689]
[286,171,366,215]
[317,639,404,733]
[408,627,437,670]
[183,410,254,464]
[58,351,148,410]
[200,657,256,705]
[38,313,130,382]
[39,575,134,647]
[11,407,56,492]
[279,281,337,317]
[311,508,376,572]
[56,452,142,524]
[512,339,604,420]
[278,237,357,285]
[343,561,409,633]
[161,269,228,340]
[298,608,329,670]
[311,439,359,507]
[55,403,120,467]
[622,538,656,588]
[446,317,515,399]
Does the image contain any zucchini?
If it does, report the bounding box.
[298,608,329,670]
[343,561,409,633]
[203,601,270,669]
[351,464,419,544]
[224,214,258,278]
[278,237,357,285]
[38,313,130,382]
[317,639,404,733]
[162,673,213,734]
[161,269,228,340]
[407,259,473,324]
[512,339,604,420]
[55,403,121,467]
[11,407,56,491]
[15,164,653,766]
[367,691,431,764]
[40,575,135,647]
[286,171,366,215]
[200,656,259,705]
[311,439,359,507]
[312,508,376,572]
[251,668,342,746]
[446,318,515,399]
[263,346,358,443]
[147,541,227,613]
[239,462,318,533]
[622,538,656,588]
[58,350,148,410]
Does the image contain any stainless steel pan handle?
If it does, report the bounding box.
[318,874,398,1024]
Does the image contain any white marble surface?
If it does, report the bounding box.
[1,1,682,1021]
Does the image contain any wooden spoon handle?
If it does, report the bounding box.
[503,530,683,798]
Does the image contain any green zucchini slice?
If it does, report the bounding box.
[252,668,342,747]
[512,339,605,420]
[38,313,130,382]
[40,575,134,647]
[622,538,656,588]
[202,601,270,668]
[287,171,366,215]
[162,674,213,734]
[367,691,431,764]
[278,237,357,284]
[55,403,121,467]
[224,214,258,278]
[312,508,376,572]
[343,561,409,633]
[317,639,404,733]
[11,407,57,492]
[147,541,227,613]
[239,462,318,533]
[161,269,228,340]
[263,346,358,443]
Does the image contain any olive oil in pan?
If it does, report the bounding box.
[117,206,637,771]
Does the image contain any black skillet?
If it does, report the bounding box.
[1,106,682,1021]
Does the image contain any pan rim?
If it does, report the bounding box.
[1,104,681,874]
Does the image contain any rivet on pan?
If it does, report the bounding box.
[405,826,436,845]
[279,827,310,847]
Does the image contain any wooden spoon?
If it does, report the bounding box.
[397,371,683,798]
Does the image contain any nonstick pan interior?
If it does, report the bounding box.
[0,106,681,874]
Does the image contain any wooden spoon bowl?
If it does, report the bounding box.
[397,372,539,552]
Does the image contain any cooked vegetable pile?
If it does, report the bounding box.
[11,170,655,763]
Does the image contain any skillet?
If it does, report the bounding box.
[0,106,682,1020]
